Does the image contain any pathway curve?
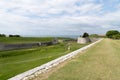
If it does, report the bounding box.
[34,39,120,80]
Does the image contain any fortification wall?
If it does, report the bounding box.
[90,38,100,42]
[77,37,100,44]
[77,37,91,44]
[0,43,39,50]
[0,41,57,51]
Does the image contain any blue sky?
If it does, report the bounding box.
[0,0,120,36]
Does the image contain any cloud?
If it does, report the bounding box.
[0,0,120,36]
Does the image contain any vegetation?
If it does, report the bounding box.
[0,37,54,44]
[82,32,89,38]
[0,37,76,44]
[112,34,120,39]
[106,30,120,39]
[90,34,106,38]
[9,35,21,37]
[47,39,120,80]
[89,34,99,38]
[0,40,88,80]
[0,34,6,37]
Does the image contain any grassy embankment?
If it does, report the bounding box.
[0,37,88,80]
[0,37,53,44]
[45,39,120,80]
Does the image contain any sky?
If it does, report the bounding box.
[0,0,120,36]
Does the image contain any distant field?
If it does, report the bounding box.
[45,39,120,80]
[0,40,88,80]
[0,37,75,44]
[0,37,54,44]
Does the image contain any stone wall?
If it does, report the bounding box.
[0,43,39,51]
[90,38,100,42]
[0,41,58,51]
[77,37,100,44]
[8,39,103,80]
[77,37,91,44]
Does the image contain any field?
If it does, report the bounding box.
[0,37,88,80]
[0,37,53,44]
[39,39,120,80]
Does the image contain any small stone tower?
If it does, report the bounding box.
[77,37,91,44]
[77,32,91,44]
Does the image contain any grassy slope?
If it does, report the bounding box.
[0,42,87,80]
[0,37,53,44]
[48,39,120,80]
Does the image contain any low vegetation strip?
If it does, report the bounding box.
[0,37,53,44]
[46,39,120,80]
[9,39,102,80]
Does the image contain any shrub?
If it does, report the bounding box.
[106,30,119,39]
[0,34,6,37]
[9,35,21,37]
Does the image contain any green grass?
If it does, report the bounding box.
[47,39,120,80]
[0,37,75,44]
[0,37,53,44]
[0,41,87,80]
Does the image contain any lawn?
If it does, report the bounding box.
[0,40,87,80]
[44,39,120,80]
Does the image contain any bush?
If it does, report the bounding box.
[0,34,6,37]
[106,30,120,39]
[106,30,119,38]
[82,32,89,38]
[9,35,21,37]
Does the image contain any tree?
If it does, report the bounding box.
[106,30,119,39]
[112,34,120,39]
[9,35,14,37]
[82,32,89,38]
[0,34,6,37]
[9,35,21,37]
[14,35,21,37]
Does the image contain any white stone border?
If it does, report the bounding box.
[8,39,103,80]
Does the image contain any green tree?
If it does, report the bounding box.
[82,32,89,38]
[9,35,21,37]
[106,30,119,39]
[0,34,6,37]
[112,34,120,39]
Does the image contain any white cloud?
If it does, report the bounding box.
[76,3,103,14]
[0,0,120,36]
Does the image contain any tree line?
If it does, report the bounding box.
[0,34,21,37]
[81,30,120,40]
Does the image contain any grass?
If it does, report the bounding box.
[47,39,120,80]
[0,37,75,44]
[0,41,87,80]
[0,37,53,44]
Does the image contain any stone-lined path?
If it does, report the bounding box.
[34,39,120,80]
